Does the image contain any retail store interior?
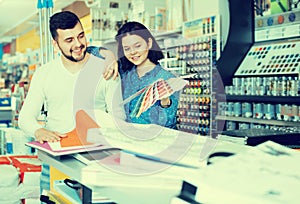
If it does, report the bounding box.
[0,0,300,203]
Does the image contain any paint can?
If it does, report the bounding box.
[264,104,275,120]
[242,102,252,118]
[233,102,242,117]
[253,103,263,119]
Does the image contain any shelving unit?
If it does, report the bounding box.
[223,47,300,128]
[160,15,221,137]
[216,8,300,133]
[216,115,300,127]
[225,95,300,104]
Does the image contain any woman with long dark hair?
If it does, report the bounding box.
[116,21,179,129]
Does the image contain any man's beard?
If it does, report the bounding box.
[59,44,86,62]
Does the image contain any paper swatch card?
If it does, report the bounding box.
[122,77,187,118]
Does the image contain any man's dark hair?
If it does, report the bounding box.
[49,11,81,40]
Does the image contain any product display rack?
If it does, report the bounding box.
[217,36,300,132]
[217,8,300,133]
[161,15,220,137]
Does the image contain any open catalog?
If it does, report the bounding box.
[26,110,116,156]
[27,108,203,170]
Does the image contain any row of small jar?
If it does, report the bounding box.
[218,102,300,122]
[177,123,210,136]
[175,37,214,53]
[225,76,299,96]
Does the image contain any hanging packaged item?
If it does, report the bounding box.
[155,7,167,31]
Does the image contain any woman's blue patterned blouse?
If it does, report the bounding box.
[121,64,179,129]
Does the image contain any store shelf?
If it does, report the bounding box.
[160,57,178,62]
[103,28,182,45]
[180,73,197,79]
[181,93,211,98]
[216,115,300,127]
[225,95,300,104]
[8,62,28,67]
[152,28,182,41]
[165,67,183,71]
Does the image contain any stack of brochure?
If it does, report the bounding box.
[187,141,300,203]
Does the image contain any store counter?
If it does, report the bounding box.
[38,150,189,203]
[36,110,253,203]
[37,137,250,204]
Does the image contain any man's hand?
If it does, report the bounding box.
[34,128,67,144]
[101,49,119,80]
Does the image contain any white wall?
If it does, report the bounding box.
[191,0,230,50]
[191,0,220,18]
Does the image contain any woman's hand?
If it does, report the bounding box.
[160,97,172,108]
[34,128,67,144]
[101,49,119,80]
